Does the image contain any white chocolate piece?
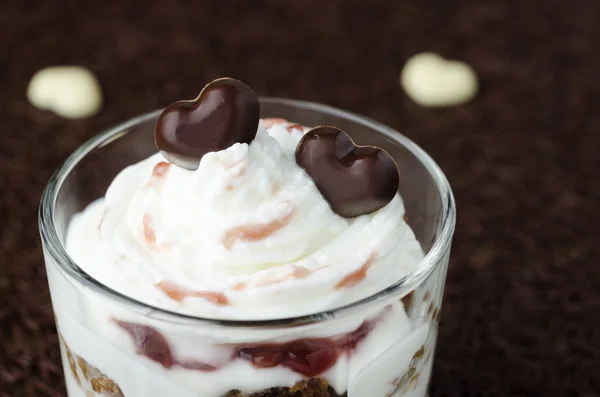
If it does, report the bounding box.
[400,52,478,107]
[27,66,103,119]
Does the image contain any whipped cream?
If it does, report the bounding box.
[66,120,423,320]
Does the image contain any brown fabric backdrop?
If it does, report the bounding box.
[1,0,598,396]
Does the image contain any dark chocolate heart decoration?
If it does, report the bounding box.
[296,126,400,218]
[155,78,260,170]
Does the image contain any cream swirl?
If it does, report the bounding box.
[66,120,423,319]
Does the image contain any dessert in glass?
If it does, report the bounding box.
[39,78,455,397]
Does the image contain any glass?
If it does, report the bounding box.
[39,98,455,397]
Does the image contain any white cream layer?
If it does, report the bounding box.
[66,120,423,320]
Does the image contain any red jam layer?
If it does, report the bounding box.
[114,313,379,377]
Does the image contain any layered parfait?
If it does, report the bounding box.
[48,78,444,397]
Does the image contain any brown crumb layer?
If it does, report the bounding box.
[223,378,346,397]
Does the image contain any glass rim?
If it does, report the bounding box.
[39,97,456,328]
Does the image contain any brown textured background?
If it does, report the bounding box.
[1,0,598,396]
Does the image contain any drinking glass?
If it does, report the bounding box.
[39,98,455,397]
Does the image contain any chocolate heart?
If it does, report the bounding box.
[155,78,260,170]
[296,126,400,218]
